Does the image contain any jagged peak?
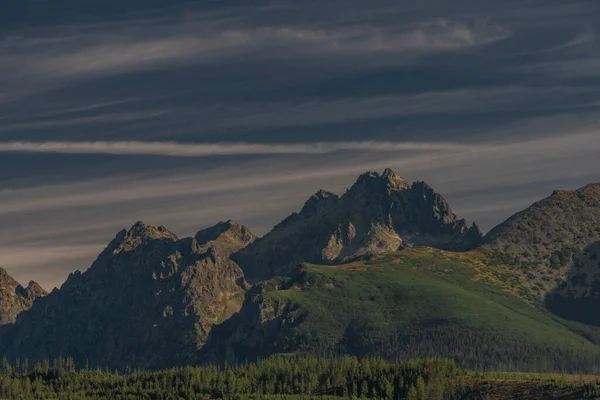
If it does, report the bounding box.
[354,170,380,184]
[0,268,46,301]
[24,280,47,299]
[470,221,482,232]
[381,168,409,191]
[0,268,20,291]
[127,221,177,239]
[411,180,434,192]
[410,181,449,203]
[466,221,484,242]
[301,189,339,214]
[26,280,45,292]
[104,222,178,255]
[348,169,409,195]
[195,220,256,248]
[312,189,337,200]
[0,267,14,281]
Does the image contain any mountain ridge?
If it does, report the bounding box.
[2,170,600,372]
[233,168,482,282]
[483,182,600,301]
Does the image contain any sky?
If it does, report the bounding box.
[1,0,600,289]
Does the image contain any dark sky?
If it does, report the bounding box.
[1,0,600,288]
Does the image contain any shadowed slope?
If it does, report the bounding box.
[0,221,254,369]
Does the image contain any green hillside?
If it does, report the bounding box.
[205,247,600,373]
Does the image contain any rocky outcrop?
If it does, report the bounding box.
[0,268,46,325]
[484,183,600,299]
[0,220,255,369]
[200,273,303,365]
[233,169,482,281]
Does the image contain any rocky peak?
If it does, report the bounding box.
[348,169,409,198]
[410,181,439,198]
[410,181,456,225]
[24,280,47,301]
[382,168,410,192]
[0,267,46,325]
[128,221,177,241]
[195,221,256,257]
[348,171,382,194]
[105,221,178,256]
[301,190,339,215]
[234,169,481,281]
[465,222,484,245]
[0,268,17,288]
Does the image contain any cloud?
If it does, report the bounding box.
[185,86,600,132]
[1,18,508,83]
[0,111,167,131]
[0,123,599,159]
[3,85,599,143]
[0,140,482,157]
[0,130,599,216]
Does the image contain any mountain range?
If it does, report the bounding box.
[2,169,600,372]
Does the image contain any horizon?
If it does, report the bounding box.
[4,167,597,291]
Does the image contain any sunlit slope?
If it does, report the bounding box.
[204,247,600,373]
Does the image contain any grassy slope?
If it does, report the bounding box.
[254,247,600,372]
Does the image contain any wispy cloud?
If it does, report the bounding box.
[1,18,508,83]
[1,125,599,158]
[0,140,481,157]
[0,131,598,216]
[0,111,167,131]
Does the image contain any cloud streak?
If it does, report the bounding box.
[2,126,599,158]
[2,19,509,83]
[0,140,484,157]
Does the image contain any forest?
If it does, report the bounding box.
[0,356,599,399]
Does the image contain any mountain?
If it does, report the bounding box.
[0,268,46,325]
[202,248,600,373]
[234,169,482,281]
[483,183,600,303]
[0,220,255,369]
[4,170,600,374]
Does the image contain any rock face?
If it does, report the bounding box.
[484,183,600,299]
[200,281,298,365]
[234,169,482,281]
[0,220,255,369]
[0,268,46,325]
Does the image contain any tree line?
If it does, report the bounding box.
[0,355,599,399]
